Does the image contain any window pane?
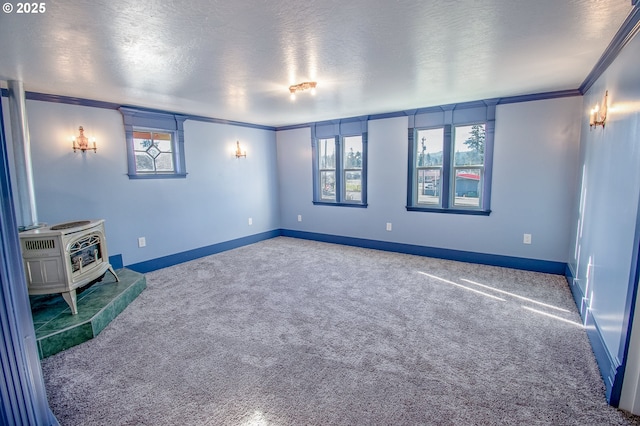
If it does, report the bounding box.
[454,169,481,207]
[319,138,335,169]
[343,136,362,169]
[454,124,485,166]
[154,134,173,152]
[152,131,172,141]
[133,135,153,151]
[147,145,161,158]
[133,130,152,140]
[135,153,154,172]
[344,170,362,202]
[417,168,441,205]
[416,128,444,167]
[320,171,336,201]
[155,153,175,172]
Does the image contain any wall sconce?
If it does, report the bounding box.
[289,81,317,100]
[235,141,247,158]
[590,91,608,130]
[72,126,97,153]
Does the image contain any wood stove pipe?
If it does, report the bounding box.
[7,80,39,229]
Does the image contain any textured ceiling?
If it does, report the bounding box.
[0,0,633,127]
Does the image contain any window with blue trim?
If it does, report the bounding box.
[119,107,188,179]
[312,118,368,207]
[407,102,495,215]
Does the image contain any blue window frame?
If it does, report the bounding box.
[312,118,368,207]
[407,102,495,215]
[119,107,188,179]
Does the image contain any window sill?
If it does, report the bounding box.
[313,201,368,208]
[406,206,491,216]
[127,173,188,180]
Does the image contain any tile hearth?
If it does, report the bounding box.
[30,268,146,358]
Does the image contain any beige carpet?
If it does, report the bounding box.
[41,237,640,425]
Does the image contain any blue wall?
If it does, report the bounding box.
[277,97,582,265]
[568,26,640,403]
[1,100,281,267]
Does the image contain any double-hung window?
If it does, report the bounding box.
[407,103,495,214]
[312,118,368,207]
[120,107,188,179]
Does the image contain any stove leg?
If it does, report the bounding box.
[108,265,120,282]
[61,290,78,315]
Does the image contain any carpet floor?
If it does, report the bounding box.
[41,237,640,425]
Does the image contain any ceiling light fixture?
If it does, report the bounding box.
[289,81,317,100]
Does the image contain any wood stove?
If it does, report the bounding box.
[19,219,119,315]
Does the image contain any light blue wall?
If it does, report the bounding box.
[569,29,640,367]
[3,100,280,266]
[277,97,582,262]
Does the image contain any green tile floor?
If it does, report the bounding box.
[30,268,146,358]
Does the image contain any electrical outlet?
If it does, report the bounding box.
[297,215,302,222]
[138,237,146,248]
[523,233,532,244]
[386,222,392,231]
[248,217,253,225]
